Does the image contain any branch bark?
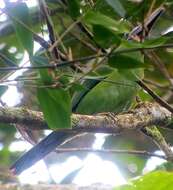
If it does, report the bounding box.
[142,126,173,160]
[0,102,171,132]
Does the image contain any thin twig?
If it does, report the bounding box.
[39,0,60,59]
[0,52,16,66]
[58,12,98,53]
[1,43,173,72]
[0,76,136,88]
[2,6,66,58]
[49,19,80,52]
[2,8,45,48]
[143,79,171,90]
[147,51,173,86]
[70,31,98,52]
[55,147,166,160]
[137,80,173,114]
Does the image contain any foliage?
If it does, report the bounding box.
[0,0,173,187]
[114,171,173,190]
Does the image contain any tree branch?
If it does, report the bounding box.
[0,102,172,132]
[55,147,166,160]
[142,126,173,161]
[7,102,173,175]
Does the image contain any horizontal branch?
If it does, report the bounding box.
[9,102,173,175]
[56,147,166,160]
[0,102,172,132]
[1,43,173,72]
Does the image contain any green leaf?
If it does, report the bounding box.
[31,55,53,84]
[67,0,80,19]
[8,2,33,56]
[120,40,143,50]
[121,36,169,50]
[33,55,71,130]
[142,37,168,48]
[83,11,129,33]
[114,171,173,190]
[93,25,121,48]
[108,54,145,69]
[37,88,71,129]
[105,0,126,17]
[74,69,142,114]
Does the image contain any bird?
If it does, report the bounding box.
[10,6,165,175]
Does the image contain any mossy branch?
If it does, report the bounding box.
[0,102,172,132]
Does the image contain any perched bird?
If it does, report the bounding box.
[10,6,165,175]
[72,68,143,114]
